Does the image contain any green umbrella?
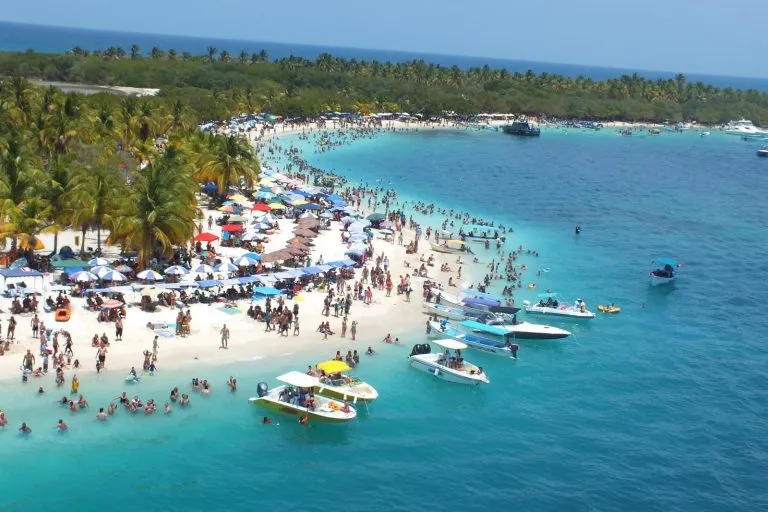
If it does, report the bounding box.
[367,213,385,222]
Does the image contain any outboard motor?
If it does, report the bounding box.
[410,345,420,357]
[422,343,431,354]
[256,382,269,397]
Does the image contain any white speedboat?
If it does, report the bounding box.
[315,361,378,403]
[249,371,357,422]
[522,293,595,319]
[409,339,490,386]
[650,258,679,286]
[430,239,474,255]
[758,146,768,157]
[725,119,768,137]
[427,320,516,356]
[462,318,571,341]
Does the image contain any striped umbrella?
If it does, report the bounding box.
[193,264,214,274]
[100,270,126,282]
[137,269,164,281]
[88,257,109,266]
[71,271,98,283]
[215,262,239,273]
[164,265,188,275]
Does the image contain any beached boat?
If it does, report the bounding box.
[249,371,357,422]
[315,360,378,403]
[423,301,481,321]
[427,320,516,356]
[522,292,595,319]
[502,121,541,136]
[461,318,571,341]
[430,239,474,255]
[409,339,490,386]
[650,258,679,286]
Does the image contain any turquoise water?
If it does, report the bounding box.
[3,129,768,511]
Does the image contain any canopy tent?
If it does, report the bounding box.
[221,224,244,233]
[197,280,222,288]
[0,268,45,293]
[301,266,325,275]
[51,258,87,269]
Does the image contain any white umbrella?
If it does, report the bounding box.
[234,256,259,267]
[137,269,164,281]
[242,232,266,242]
[164,265,188,275]
[100,270,126,281]
[193,264,214,274]
[90,265,113,278]
[71,271,98,282]
[215,262,239,272]
[88,257,109,266]
[299,212,317,219]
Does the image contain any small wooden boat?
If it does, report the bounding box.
[54,308,71,322]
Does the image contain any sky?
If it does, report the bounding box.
[3,0,768,77]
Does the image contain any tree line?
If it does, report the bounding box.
[1,46,767,124]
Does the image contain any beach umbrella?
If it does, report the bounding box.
[242,232,268,242]
[291,199,309,206]
[299,212,317,219]
[71,271,98,283]
[227,215,248,223]
[295,203,323,211]
[193,264,214,274]
[259,213,278,224]
[88,257,109,266]
[234,255,260,267]
[349,234,368,242]
[345,248,365,257]
[215,262,239,273]
[90,265,113,278]
[256,191,275,200]
[194,232,219,242]
[252,203,271,212]
[267,203,285,210]
[317,360,351,374]
[221,224,244,233]
[102,299,124,309]
[137,269,164,281]
[367,213,385,222]
[114,264,133,273]
[218,205,235,213]
[164,265,188,275]
[319,212,333,219]
[100,270,126,282]
[241,252,262,261]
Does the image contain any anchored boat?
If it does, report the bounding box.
[430,239,474,255]
[315,360,379,403]
[461,318,571,341]
[427,320,517,356]
[523,292,595,319]
[249,371,357,422]
[409,339,490,386]
[650,258,679,286]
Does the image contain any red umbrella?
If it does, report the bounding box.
[194,232,219,242]
[221,224,244,232]
[252,203,271,212]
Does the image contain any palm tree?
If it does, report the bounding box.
[193,134,260,201]
[109,146,198,268]
[150,47,165,60]
[130,44,141,59]
[219,50,231,63]
[239,50,248,65]
[67,162,123,253]
[0,198,53,263]
[207,47,218,63]
[0,131,44,209]
[168,49,178,61]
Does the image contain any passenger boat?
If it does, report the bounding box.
[649,258,679,286]
[522,292,595,319]
[315,360,379,403]
[409,339,490,386]
[427,320,516,356]
[249,371,357,422]
[458,225,505,243]
[429,239,474,255]
[461,318,571,341]
[502,121,541,136]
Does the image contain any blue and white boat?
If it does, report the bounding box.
[458,224,506,243]
[459,319,571,341]
[650,258,679,286]
[422,302,483,321]
[427,320,516,357]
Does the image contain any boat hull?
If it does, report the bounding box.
[427,321,513,356]
[314,383,378,403]
[499,322,571,340]
[429,242,471,255]
[249,386,357,422]
[649,274,677,286]
[523,305,595,319]
[409,355,489,386]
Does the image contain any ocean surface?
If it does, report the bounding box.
[2,128,768,511]
[1,21,767,91]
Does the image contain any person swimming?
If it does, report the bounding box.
[57,419,68,431]
[262,416,272,424]
[97,408,107,421]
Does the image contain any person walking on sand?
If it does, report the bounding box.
[293,316,300,336]
[115,316,123,341]
[220,324,230,349]
[350,320,358,341]
[31,314,40,338]
[152,335,159,358]
[7,316,17,341]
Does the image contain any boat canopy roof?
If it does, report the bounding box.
[316,360,351,374]
[432,338,468,350]
[537,292,560,299]
[277,371,320,388]
[654,258,678,267]
[462,224,496,232]
[463,296,500,307]
[459,320,509,337]
[462,288,503,302]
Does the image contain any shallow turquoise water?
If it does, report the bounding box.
[3,129,768,511]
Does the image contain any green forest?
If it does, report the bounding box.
[1,46,768,124]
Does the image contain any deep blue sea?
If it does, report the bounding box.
[2,128,768,511]
[1,21,767,91]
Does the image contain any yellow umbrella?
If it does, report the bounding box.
[317,360,351,374]
[267,203,285,210]
[259,177,276,184]
[229,193,248,202]
[19,237,45,250]
[140,287,163,299]
[291,199,308,206]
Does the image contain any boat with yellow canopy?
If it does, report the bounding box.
[315,360,379,403]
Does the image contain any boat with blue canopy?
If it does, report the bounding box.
[426,320,516,356]
[522,292,595,319]
[459,318,570,340]
[650,258,679,286]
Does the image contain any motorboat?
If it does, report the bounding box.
[522,292,595,319]
[502,121,541,136]
[249,371,357,422]
[428,288,518,316]
[423,301,482,321]
[725,119,768,137]
[427,320,517,357]
[458,225,506,243]
[430,239,474,255]
[758,146,768,157]
[462,318,571,341]
[650,258,679,286]
[409,339,490,386]
[314,360,378,403]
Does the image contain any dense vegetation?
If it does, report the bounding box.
[0,75,260,269]
[2,46,768,123]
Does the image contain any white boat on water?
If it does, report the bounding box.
[522,293,595,319]
[409,339,490,386]
[650,258,679,287]
[725,119,768,137]
[427,320,517,356]
[458,224,506,243]
[462,318,571,341]
[758,146,768,157]
[423,301,480,321]
[249,371,357,422]
[315,360,378,403]
[430,239,474,255]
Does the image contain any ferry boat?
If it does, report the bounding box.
[409,339,490,386]
[249,371,357,422]
[649,258,679,286]
[725,119,768,137]
[502,121,541,137]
